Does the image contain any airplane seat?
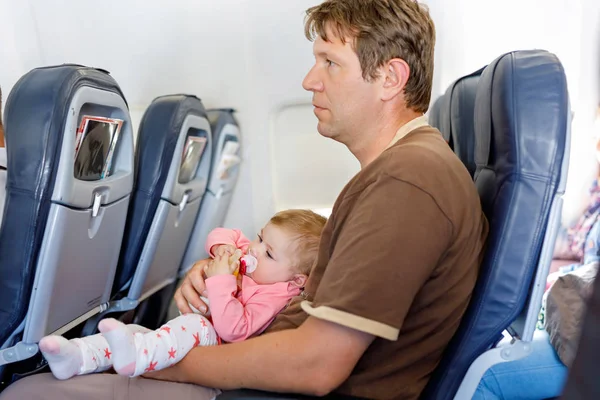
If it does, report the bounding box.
[0,65,134,373]
[431,86,452,145]
[105,94,213,317]
[448,68,483,177]
[180,108,241,275]
[430,68,483,177]
[0,148,6,229]
[421,50,570,399]
[427,94,445,140]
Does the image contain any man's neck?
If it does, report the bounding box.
[350,110,423,169]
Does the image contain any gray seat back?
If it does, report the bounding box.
[180,108,241,272]
[0,65,134,368]
[115,95,213,304]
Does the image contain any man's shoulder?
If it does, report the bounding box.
[384,126,457,169]
[337,125,480,227]
[355,126,465,189]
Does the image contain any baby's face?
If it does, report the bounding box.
[246,223,297,285]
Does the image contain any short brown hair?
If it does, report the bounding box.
[304,0,436,113]
[269,209,327,276]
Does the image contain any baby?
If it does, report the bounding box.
[39,209,327,379]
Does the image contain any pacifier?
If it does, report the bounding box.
[240,254,258,275]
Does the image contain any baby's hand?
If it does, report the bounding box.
[204,250,242,278]
[210,244,237,258]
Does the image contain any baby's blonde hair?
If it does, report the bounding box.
[269,209,327,276]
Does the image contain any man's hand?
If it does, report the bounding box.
[204,251,242,278]
[210,244,237,258]
[174,258,211,314]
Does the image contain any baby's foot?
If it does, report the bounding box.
[39,335,83,380]
[98,318,137,376]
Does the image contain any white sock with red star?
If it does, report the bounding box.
[98,314,218,377]
[98,318,138,376]
[39,333,114,380]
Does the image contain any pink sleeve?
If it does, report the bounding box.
[205,228,251,256]
[204,275,291,342]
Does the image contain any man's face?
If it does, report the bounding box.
[302,25,382,145]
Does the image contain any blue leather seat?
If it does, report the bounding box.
[430,68,483,177]
[447,68,483,177]
[427,95,445,140]
[98,94,213,320]
[0,65,134,375]
[421,50,570,399]
[180,108,241,272]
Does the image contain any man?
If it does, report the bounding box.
[0,1,487,399]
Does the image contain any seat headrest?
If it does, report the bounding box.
[427,95,445,140]
[474,51,567,185]
[437,85,453,145]
[207,109,239,153]
[450,68,483,177]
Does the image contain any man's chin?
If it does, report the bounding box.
[316,123,336,139]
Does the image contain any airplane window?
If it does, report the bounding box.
[271,104,359,211]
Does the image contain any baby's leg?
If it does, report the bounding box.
[39,324,151,380]
[99,314,217,377]
[39,333,114,380]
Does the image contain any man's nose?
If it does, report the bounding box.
[302,65,323,92]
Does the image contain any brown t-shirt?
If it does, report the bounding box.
[266,126,488,399]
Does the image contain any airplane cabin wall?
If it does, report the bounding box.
[1,0,599,236]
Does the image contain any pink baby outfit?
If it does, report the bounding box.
[204,228,300,342]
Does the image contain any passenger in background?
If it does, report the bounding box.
[473,107,600,400]
[1,86,6,221]
[38,210,325,380]
[0,1,488,399]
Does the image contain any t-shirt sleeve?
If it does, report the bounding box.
[301,174,453,341]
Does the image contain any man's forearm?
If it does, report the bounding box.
[164,317,373,396]
[177,326,325,395]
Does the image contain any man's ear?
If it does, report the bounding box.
[290,274,308,288]
[381,58,410,102]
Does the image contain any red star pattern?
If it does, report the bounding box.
[193,332,200,347]
[104,348,111,359]
[181,326,187,332]
[168,347,177,359]
[156,333,161,339]
[160,326,171,334]
[200,319,207,328]
[145,361,158,372]
[143,349,148,356]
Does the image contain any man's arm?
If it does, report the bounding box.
[145,316,374,396]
